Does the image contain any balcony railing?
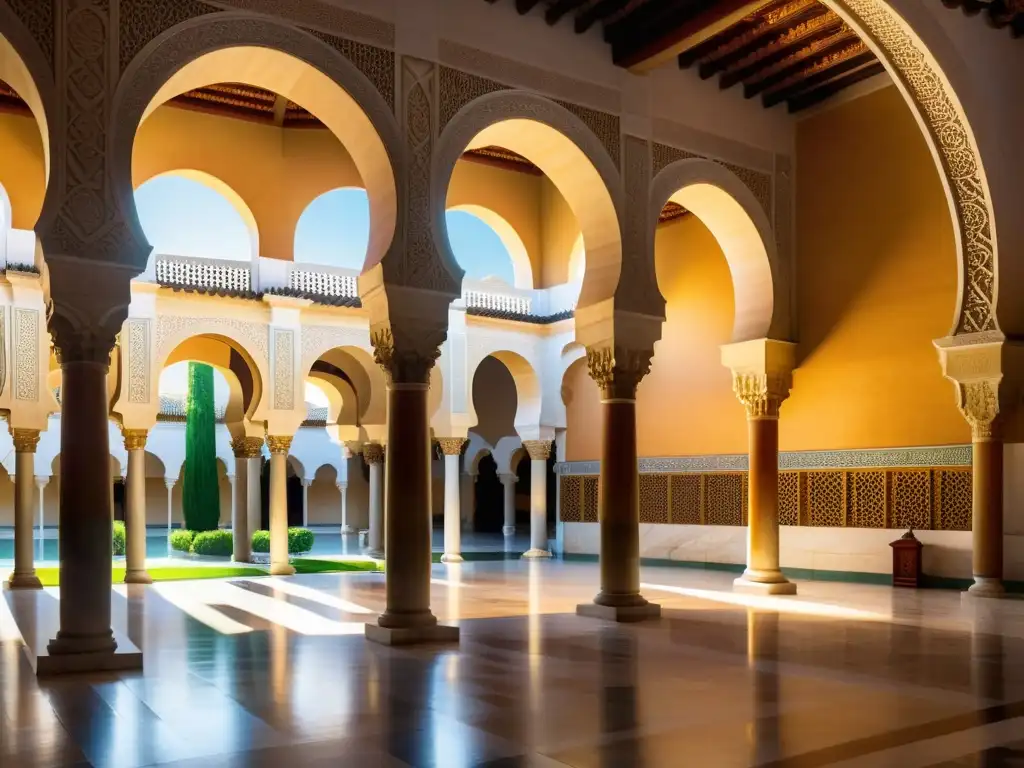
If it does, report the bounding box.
[287,265,358,298]
[155,255,252,293]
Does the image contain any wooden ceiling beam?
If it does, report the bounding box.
[614,0,776,71]
[761,47,874,106]
[718,14,843,89]
[575,0,627,34]
[545,0,589,25]
[743,31,861,96]
[272,94,288,127]
[787,60,886,111]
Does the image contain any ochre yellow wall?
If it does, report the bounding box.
[0,109,46,229]
[540,176,582,287]
[565,85,967,461]
[783,85,967,449]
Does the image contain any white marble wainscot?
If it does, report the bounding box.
[563,523,1024,582]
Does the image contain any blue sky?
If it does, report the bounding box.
[135,176,515,283]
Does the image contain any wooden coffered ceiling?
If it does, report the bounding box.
[488,0,888,111]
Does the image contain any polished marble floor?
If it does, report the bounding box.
[3,561,1024,767]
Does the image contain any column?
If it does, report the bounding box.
[47,345,120,659]
[8,429,42,589]
[35,476,48,562]
[338,481,353,534]
[230,437,250,563]
[522,441,553,558]
[576,347,661,623]
[121,429,152,585]
[164,478,175,531]
[438,438,466,563]
[499,473,516,537]
[266,435,295,576]
[301,478,311,528]
[723,339,796,595]
[240,437,264,539]
[364,443,385,558]
[934,337,1006,598]
[364,340,457,646]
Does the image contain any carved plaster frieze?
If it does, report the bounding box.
[12,308,38,402]
[0,309,7,399]
[4,0,54,68]
[731,372,791,420]
[721,338,795,420]
[154,315,268,366]
[830,0,996,335]
[300,325,370,373]
[652,141,772,221]
[125,318,151,404]
[305,29,394,111]
[617,135,663,317]
[370,326,443,386]
[118,0,217,72]
[556,444,974,475]
[586,345,653,401]
[272,328,295,411]
[208,0,395,48]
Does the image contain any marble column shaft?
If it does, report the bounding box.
[439,438,466,564]
[365,443,385,558]
[122,429,151,584]
[267,436,295,576]
[972,430,1003,595]
[500,473,516,536]
[8,429,41,589]
[522,441,552,558]
[48,359,118,656]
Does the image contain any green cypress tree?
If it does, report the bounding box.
[183,362,220,532]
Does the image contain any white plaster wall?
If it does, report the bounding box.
[563,522,1024,582]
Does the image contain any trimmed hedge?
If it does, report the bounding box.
[251,527,314,554]
[112,521,126,556]
[191,529,233,557]
[169,529,195,553]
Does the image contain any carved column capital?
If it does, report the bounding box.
[363,442,385,465]
[121,428,148,452]
[955,379,1000,441]
[11,428,40,453]
[586,345,654,401]
[231,436,265,459]
[721,338,796,421]
[266,435,293,455]
[371,326,443,386]
[164,477,176,490]
[498,472,517,487]
[437,438,466,456]
[522,440,552,461]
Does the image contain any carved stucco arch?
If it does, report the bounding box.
[153,318,270,426]
[819,0,999,336]
[304,340,387,428]
[0,4,54,188]
[651,158,781,343]
[467,349,544,441]
[110,12,401,274]
[447,204,534,289]
[433,90,623,314]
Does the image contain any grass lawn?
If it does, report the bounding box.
[34,565,267,587]
[292,558,381,574]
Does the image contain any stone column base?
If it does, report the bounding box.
[7,572,42,590]
[124,570,153,585]
[365,622,460,646]
[733,575,797,595]
[964,577,1007,599]
[341,525,357,534]
[270,562,296,576]
[521,548,552,559]
[576,601,662,623]
[440,553,464,564]
[502,526,515,536]
[367,548,385,559]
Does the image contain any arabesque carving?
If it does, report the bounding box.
[266,435,293,455]
[732,372,791,420]
[437,438,466,456]
[363,442,385,465]
[522,440,552,461]
[370,326,444,385]
[11,428,40,453]
[586,346,654,401]
[955,379,999,441]
[121,428,148,451]
[231,435,264,459]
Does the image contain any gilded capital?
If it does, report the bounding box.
[121,428,148,452]
[363,442,386,465]
[437,438,466,456]
[522,440,552,461]
[266,435,293,455]
[586,345,653,401]
[231,436,265,459]
[11,428,40,453]
[732,372,790,420]
[371,326,442,386]
[956,379,999,441]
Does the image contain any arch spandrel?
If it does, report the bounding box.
[110,14,401,276]
[651,158,782,344]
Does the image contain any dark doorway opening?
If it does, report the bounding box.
[113,479,126,522]
[473,454,504,533]
[260,461,304,529]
